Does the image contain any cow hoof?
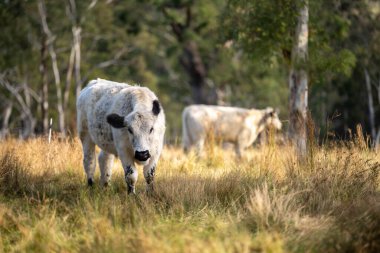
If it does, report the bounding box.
[87,178,94,186]
[103,182,109,187]
[127,185,136,195]
[146,184,154,194]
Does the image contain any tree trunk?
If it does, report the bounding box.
[0,74,36,139]
[73,26,82,99]
[22,79,36,139]
[64,44,75,111]
[377,78,380,107]
[364,68,376,142]
[38,0,66,136]
[20,113,36,139]
[288,1,309,158]
[180,41,210,104]
[163,5,214,105]
[40,35,49,134]
[50,46,65,137]
[65,0,82,112]
[1,102,13,139]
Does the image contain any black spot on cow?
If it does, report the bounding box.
[88,178,94,186]
[125,166,134,176]
[125,166,135,194]
[152,100,160,116]
[146,166,156,184]
[150,166,156,177]
[107,114,126,128]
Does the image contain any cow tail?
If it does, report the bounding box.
[182,108,191,153]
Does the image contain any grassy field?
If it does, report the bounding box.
[0,133,380,253]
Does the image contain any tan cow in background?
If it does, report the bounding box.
[182,105,282,157]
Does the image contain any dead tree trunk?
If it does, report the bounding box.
[64,0,82,112]
[288,1,309,158]
[40,35,49,134]
[1,101,13,139]
[63,28,80,111]
[73,26,82,100]
[374,77,380,149]
[66,0,82,99]
[0,75,36,139]
[38,0,66,137]
[21,78,36,139]
[364,68,376,143]
[64,44,75,111]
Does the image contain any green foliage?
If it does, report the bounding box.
[223,0,297,59]
[0,0,379,139]
[222,0,380,137]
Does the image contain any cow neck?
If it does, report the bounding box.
[256,111,269,134]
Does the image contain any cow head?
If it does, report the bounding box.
[106,100,161,165]
[264,107,282,130]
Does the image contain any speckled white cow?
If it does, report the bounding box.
[77,78,165,194]
[182,105,282,157]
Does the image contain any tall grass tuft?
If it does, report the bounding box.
[0,149,29,196]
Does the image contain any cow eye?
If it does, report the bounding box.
[128,127,133,134]
[149,127,154,134]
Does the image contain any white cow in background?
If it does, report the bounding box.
[182,105,282,157]
[77,78,165,194]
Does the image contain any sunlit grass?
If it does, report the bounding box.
[0,134,379,252]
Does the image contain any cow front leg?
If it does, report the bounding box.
[124,165,138,194]
[80,134,96,186]
[98,150,114,187]
[143,163,156,193]
[119,152,138,194]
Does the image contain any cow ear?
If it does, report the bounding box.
[106,114,126,128]
[152,100,160,116]
[265,107,274,116]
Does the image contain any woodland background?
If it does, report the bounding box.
[1,0,379,143]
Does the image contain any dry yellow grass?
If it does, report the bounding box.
[0,134,379,252]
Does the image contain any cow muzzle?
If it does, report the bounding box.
[134,150,151,162]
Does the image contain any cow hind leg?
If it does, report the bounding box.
[183,143,191,154]
[194,138,205,157]
[234,143,243,159]
[80,134,97,186]
[98,150,114,187]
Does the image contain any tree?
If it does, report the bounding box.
[160,0,229,105]
[288,1,308,156]
[39,0,72,136]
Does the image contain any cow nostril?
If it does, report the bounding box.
[135,150,150,161]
